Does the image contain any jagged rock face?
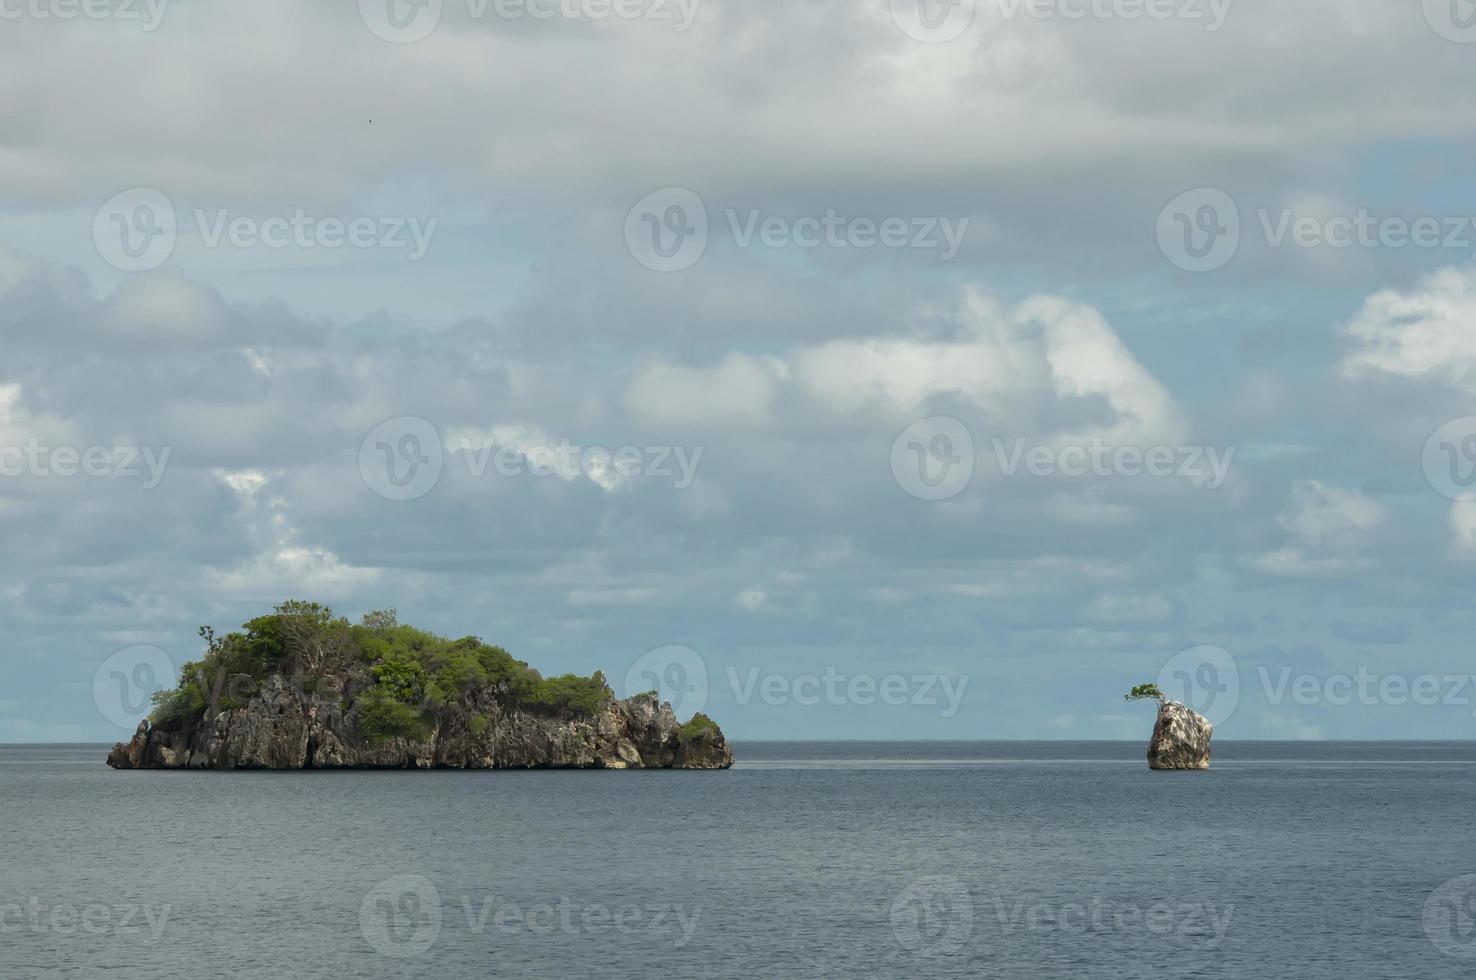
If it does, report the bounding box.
[1147,700,1213,770]
[106,682,733,771]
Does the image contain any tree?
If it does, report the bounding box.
[273,600,354,674]
[1124,683,1165,704]
[361,609,398,631]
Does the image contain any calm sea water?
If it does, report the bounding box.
[3,741,1475,978]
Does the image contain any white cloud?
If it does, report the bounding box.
[1080,592,1175,626]
[1252,480,1387,577]
[208,469,378,597]
[1448,499,1476,560]
[1342,266,1476,386]
[624,353,783,429]
[102,275,230,344]
[734,586,768,611]
[0,1,1459,207]
[643,291,1184,454]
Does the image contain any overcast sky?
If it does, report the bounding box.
[6,0,1476,742]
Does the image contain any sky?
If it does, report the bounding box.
[5,0,1476,743]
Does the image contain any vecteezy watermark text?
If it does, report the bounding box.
[1159,187,1476,272]
[1259,667,1476,715]
[0,899,171,940]
[988,893,1234,943]
[625,188,970,271]
[624,645,970,719]
[358,416,703,502]
[456,436,702,488]
[889,417,1235,502]
[726,666,969,718]
[359,875,699,959]
[359,0,702,43]
[0,441,171,488]
[93,188,438,273]
[889,0,1232,43]
[0,0,168,29]
[991,437,1234,487]
[889,876,1234,957]
[1154,644,1476,729]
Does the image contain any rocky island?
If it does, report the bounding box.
[1125,683,1213,770]
[107,602,733,771]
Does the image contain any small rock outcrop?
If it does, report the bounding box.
[1147,699,1213,770]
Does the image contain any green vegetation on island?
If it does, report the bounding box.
[150,600,613,744]
[678,712,722,743]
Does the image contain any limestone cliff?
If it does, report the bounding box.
[108,686,732,770]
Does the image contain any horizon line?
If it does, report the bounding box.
[9,737,1476,747]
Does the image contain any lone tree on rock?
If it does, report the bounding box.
[1124,683,1165,704]
[1125,681,1212,770]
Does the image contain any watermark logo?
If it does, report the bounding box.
[454,436,702,489]
[989,0,1231,29]
[360,875,700,955]
[358,421,704,501]
[1257,209,1476,253]
[624,188,710,272]
[193,209,437,260]
[1258,667,1476,714]
[890,0,975,43]
[891,417,974,502]
[361,0,699,40]
[1156,645,1239,727]
[1426,874,1476,958]
[0,441,172,487]
[93,188,177,273]
[0,899,171,940]
[361,875,442,958]
[891,876,973,955]
[727,666,969,718]
[359,417,444,502]
[1157,187,1240,273]
[1423,418,1476,501]
[1424,0,1476,43]
[93,190,438,271]
[360,0,443,42]
[0,0,169,30]
[988,894,1233,944]
[625,647,969,717]
[625,645,708,717]
[1162,192,1476,271]
[625,189,969,270]
[93,645,175,730]
[991,438,1233,489]
[892,422,1235,501]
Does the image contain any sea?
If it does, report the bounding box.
[2,741,1474,978]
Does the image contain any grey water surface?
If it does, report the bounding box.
[2,741,1474,978]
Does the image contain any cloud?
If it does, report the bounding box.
[630,290,1185,453]
[1251,480,1387,577]
[788,291,1181,442]
[1342,266,1476,386]
[624,354,783,429]
[206,469,380,599]
[101,275,231,344]
[1447,499,1476,560]
[8,3,1476,740]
